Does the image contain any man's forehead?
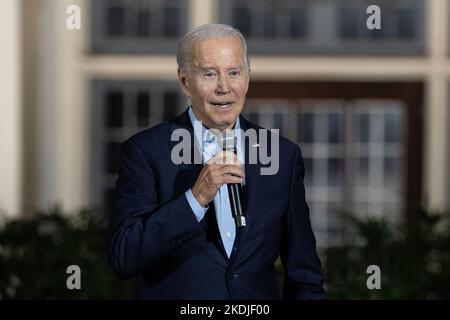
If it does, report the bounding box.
[194,35,243,48]
[191,38,245,65]
[194,50,242,61]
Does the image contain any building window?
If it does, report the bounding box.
[228,0,308,39]
[219,0,424,55]
[91,0,188,53]
[219,0,309,54]
[243,99,406,247]
[91,80,186,211]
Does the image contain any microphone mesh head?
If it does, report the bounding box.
[220,129,236,151]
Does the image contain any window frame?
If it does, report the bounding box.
[245,81,424,240]
[90,0,189,54]
[90,79,186,210]
[218,0,425,56]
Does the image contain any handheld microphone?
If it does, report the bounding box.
[220,130,246,228]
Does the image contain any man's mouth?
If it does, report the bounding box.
[210,102,233,108]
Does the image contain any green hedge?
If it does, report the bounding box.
[0,206,133,299]
[323,207,450,299]
[0,206,449,299]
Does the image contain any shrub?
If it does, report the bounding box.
[323,207,450,299]
[1,206,448,299]
[0,206,133,299]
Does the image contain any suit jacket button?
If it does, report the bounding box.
[228,273,238,280]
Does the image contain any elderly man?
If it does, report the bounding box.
[108,23,325,300]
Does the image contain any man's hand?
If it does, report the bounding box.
[192,151,244,207]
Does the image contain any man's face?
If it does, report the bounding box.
[178,36,249,130]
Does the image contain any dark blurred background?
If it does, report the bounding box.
[0,0,449,299]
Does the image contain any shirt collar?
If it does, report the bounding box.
[188,106,245,182]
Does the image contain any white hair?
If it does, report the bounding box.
[176,23,250,75]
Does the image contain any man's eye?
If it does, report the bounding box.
[229,70,240,77]
[203,72,216,78]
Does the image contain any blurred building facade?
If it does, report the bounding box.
[1,0,449,247]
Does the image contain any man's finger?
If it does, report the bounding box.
[209,151,241,165]
[221,175,244,184]
[217,165,244,178]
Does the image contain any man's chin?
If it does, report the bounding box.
[214,116,238,130]
[201,108,240,129]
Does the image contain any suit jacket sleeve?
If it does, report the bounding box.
[108,139,202,280]
[280,145,326,299]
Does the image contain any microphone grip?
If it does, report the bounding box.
[227,182,246,228]
[221,131,246,228]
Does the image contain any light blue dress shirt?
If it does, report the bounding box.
[185,106,244,257]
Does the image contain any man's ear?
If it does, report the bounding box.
[178,67,191,97]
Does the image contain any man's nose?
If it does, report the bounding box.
[215,75,230,95]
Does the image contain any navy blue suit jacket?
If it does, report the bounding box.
[108,109,325,299]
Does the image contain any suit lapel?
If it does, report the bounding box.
[168,109,202,170]
[226,117,263,264]
[239,116,263,232]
